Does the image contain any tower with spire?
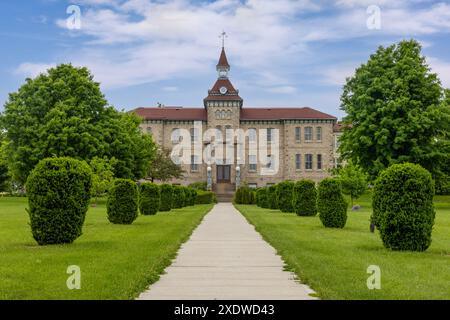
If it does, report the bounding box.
[204,35,243,109]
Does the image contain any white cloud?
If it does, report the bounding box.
[15,62,56,78]
[320,64,358,86]
[162,86,179,92]
[427,57,450,88]
[15,0,450,92]
[267,86,297,94]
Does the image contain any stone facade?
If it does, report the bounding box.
[134,47,341,189]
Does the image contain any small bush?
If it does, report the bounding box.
[159,184,173,211]
[185,188,197,206]
[234,187,243,204]
[317,178,347,228]
[256,188,268,208]
[26,157,93,245]
[234,186,254,204]
[372,163,435,251]
[195,190,216,204]
[107,179,139,224]
[292,180,317,216]
[139,183,160,215]
[172,185,186,208]
[188,182,207,191]
[267,185,278,209]
[276,181,294,212]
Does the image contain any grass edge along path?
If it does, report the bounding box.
[235,195,450,300]
[0,197,214,300]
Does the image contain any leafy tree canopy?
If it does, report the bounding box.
[146,147,184,182]
[333,162,367,206]
[339,40,450,181]
[0,64,156,183]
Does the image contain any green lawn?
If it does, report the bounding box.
[235,193,450,300]
[0,197,213,300]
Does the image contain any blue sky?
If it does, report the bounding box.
[1,0,449,119]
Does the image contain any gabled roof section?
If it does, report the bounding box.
[133,107,206,121]
[240,107,337,121]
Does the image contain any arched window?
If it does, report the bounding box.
[221,110,226,119]
[215,110,220,119]
[226,110,232,119]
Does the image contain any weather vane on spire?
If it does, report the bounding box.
[219,31,227,48]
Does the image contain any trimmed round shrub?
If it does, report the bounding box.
[249,190,256,204]
[267,185,279,209]
[234,186,254,204]
[276,181,294,212]
[172,185,186,209]
[234,187,243,204]
[139,182,160,215]
[107,179,139,224]
[26,157,93,245]
[186,188,197,206]
[196,190,215,204]
[372,163,435,251]
[292,180,317,216]
[256,188,268,208]
[317,178,348,228]
[159,184,173,211]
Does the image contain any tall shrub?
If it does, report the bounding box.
[186,188,197,206]
[26,157,93,245]
[372,163,435,251]
[256,188,268,208]
[317,178,347,228]
[139,182,160,215]
[267,185,278,209]
[292,180,317,216]
[107,179,139,224]
[276,181,294,212]
[172,185,186,209]
[159,184,173,211]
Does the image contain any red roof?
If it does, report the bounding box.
[204,78,243,102]
[133,107,336,121]
[240,107,337,121]
[217,48,230,68]
[133,107,207,121]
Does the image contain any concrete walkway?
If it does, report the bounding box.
[137,203,317,300]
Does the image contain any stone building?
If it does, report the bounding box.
[133,46,340,197]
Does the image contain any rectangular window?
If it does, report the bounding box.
[295,154,301,170]
[295,127,301,142]
[317,154,322,170]
[316,127,322,141]
[190,155,199,172]
[172,128,180,143]
[305,154,313,170]
[248,128,257,143]
[249,155,257,172]
[190,128,199,142]
[266,154,273,169]
[267,128,274,142]
[305,127,313,141]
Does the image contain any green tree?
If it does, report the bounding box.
[1,64,156,184]
[146,147,184,182]
[339,40,450,181]
[334,163,367,207]
[0,132,9,192]
[89,156,117,206]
